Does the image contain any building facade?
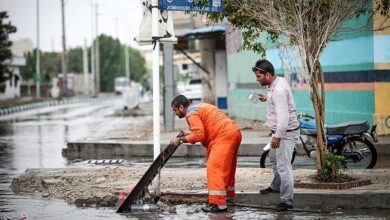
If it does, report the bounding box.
[226,14,390,135]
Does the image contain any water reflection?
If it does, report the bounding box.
[0,101,117,218]
[0,122,14,214]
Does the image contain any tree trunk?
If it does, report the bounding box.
[308,61,327,169]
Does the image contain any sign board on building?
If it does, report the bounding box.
[158,0,223,12]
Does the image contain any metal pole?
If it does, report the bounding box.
[90,2,96,97]
[61,0,68,97]
[83,39,89,96]
[163,44,174,131]
[152,0,160,196]
[36,0,40,99]
[125,45,130,82]
[95,4,100,94]
[115,17,118,39]
[124,20,131,83]
[190,12,195,29]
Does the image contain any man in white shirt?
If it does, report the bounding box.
[253,59,299,211]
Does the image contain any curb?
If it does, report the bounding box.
[237,190,390,209]
[162,190,390,209]
[0,98,102,116]
[62,141,390,160]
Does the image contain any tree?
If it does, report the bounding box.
[40,51,61,83]
[22,35,147,93]
[97,34,124,92]
[20,51,36,81]
[96,34,147,92]
[128,46,147,85]
[20,50,61,83]
[68,47,83,73]
[0,11,17,83]
[206,0,390,170]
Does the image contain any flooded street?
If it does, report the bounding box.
[1,98,389,219]
[0,98,130,219]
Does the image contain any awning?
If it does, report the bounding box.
[180,24,225,39]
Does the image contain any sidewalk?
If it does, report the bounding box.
[0,96,104,116]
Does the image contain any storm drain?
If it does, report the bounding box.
[87,159,125,164]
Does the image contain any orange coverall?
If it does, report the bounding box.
[185,103,242,205]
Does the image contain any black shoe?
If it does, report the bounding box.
[226,198,235,206]
[260,187,280,194]
[275,202,293,211]
[201,205,228,213]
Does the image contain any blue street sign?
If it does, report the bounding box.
[158,0,222,12]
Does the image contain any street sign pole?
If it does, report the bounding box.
[148,0,223,203]
[36,0,40,99]
[152,0,161,197]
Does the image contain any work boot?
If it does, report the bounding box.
[275,202,293,211]
[227,198,235,206]
[201,204,228,213]
[260,187,280,194]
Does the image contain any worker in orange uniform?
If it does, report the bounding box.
[170,95,242,213]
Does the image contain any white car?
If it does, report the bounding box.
[114,77,129,95]
[177,79,202,100]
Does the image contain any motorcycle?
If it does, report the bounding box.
[260,113,378,169]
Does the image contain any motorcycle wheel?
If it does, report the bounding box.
[260,148,297,168]
[338,136,377,169]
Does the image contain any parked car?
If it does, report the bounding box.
[177,78,202,100]
[115,77,129,95]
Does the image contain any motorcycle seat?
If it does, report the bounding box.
[326,120,370,135]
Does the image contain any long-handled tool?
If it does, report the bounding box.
[117,131,184,213]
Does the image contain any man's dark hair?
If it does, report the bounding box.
[252,59,275,75]
[171,95,191,108]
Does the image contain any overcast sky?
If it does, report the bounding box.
[0,0,142,52]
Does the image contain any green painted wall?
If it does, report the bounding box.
[227,35,376,76]
[228,89,374,126]
[293,90,374,126]
[227,51,262,83]
[228,88,267,121]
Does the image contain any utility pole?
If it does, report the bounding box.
[90,2,96,97]
[61,0,68,97]
[125,45,130,82]
[95,4,100,94]
[36,0,40,99]
[151,0,161,198]
[124,20,131,83]
[83,39,89,96]
[163,44,174,131]
[115,17,118,39]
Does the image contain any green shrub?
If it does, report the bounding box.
[316,149,345,182]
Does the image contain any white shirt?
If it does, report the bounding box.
[266,76,299,139]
